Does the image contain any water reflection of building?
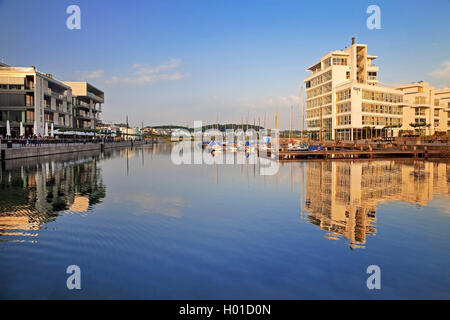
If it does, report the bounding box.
[305,160,449,249]
[0,157,105,240]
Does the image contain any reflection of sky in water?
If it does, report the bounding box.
[0,144,449,299]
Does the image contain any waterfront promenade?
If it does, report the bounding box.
[0,139,147,160]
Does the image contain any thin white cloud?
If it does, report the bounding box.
[239,94,300,108]
[106,72,185,84]
[430,60,450,81]
[76,69,104,79]
[106,59,184,85]
[133,58,182,75]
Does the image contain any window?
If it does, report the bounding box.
[26,110,35,122]
[362,90,402,103]
[337,102,351,113]
[337,89,351,101]
[337,115,351,125]
[9,84,24,90]
[332,57,347,65]
[414,96,427,104]
[9,111,22,122]
[415,108,425,116]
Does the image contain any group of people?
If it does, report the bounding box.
[0,134,125,147]
[0,134,48,147]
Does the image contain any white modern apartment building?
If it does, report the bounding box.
[304,38,449,141]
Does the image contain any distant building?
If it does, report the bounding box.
[97,122,142,140]
[142,127,155,134]
[96,122,119,136]
[119,126,141,140]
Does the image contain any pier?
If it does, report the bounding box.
[278,143,450,161]
[0,140,149,161]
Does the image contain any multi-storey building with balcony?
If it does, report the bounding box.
[304,38,404,141]
[0,66,73,137]
[304,39,450,141]
[434,87,450,134]
[395,82,449,136]
[64,81,104,130]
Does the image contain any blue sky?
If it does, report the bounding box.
[0,0,449,128]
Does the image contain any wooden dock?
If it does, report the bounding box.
[278,145,450,161]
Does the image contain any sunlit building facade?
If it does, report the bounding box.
[394,82,449,135]
[0,64,105,137]
[304,39,449,140]
[0,66,73,137]
[63,81,104,130]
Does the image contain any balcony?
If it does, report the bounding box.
[77,112,92,120]
[87,91,104,102]
[75,101,90,109]
[51,90,64,100]
[413,96,429,105]
[0,84,28,91]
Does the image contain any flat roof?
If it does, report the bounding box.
[37,71,70,89]
[306,61,321,71]
[394,82,429,89]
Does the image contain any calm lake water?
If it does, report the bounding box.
[0,144,449,299]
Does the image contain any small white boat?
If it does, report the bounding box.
[237,143,245,151]
[260,145,275,152]
[208,141,223,152]
[226,145,237,152]
[288,144,309,151]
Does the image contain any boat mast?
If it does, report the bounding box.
[275,106,278,130]
[300,85,304,137]
[264,112,266,129]
[290,105,293,140]
[246,111,249,132]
